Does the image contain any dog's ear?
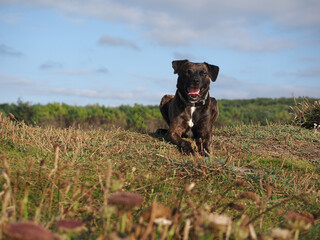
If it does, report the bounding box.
[204,62,219,82]
[172,60,189,74]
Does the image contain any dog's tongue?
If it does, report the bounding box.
[188,87,201,97]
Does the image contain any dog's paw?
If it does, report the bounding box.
[180,141,195,155]
[196,139,211,156]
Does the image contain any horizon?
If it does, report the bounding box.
[0,96,315,108]
[1,1,320,106]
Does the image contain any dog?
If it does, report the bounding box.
[159,60,219,155]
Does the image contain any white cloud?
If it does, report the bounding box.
[53,68,108,75]
[223,35,297,52]
[0,11,23,24]
[274,66,320,78]
[1,1,319,104]
[40,60,63,70]
[213,74,320,99]
[95,67,109,74]
[0,72,318,105]
[173,52,196,61]
[0,72,161,103]
[0,44,23,57]
[5,0,142,23]
[98,35,140,50]
[0,73,32,85]
[40,86,163,103]
[295,66,320,78]
[300,57,320,62]
[126,72,174,86]
[2,0,319,51]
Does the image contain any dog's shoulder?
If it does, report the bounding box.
[160,94,174,108]
[208,97,219,120]
[209,96,218,106]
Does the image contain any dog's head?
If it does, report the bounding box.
[172,60,219,102]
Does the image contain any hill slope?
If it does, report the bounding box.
[0,113,319,239]
[1,97,317,131]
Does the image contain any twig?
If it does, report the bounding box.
[247,192,306,225]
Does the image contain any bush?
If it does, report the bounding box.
[290,98,320,129]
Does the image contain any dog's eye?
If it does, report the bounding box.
[186,70,193,76]
[199,71,207,76]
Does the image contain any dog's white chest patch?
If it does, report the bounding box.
[188,106,196,128]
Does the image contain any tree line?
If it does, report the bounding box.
[0,97,316,132]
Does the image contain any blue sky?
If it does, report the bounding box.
[0,0,320,106]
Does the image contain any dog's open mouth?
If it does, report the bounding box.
[187,87,201,98]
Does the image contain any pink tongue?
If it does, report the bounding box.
[188,87,200,97]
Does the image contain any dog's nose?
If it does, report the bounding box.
[192,77,200,85]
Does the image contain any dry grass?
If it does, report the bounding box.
[290,97,320,129]
[0,113,319,239]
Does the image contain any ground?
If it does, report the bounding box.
[0,113,319,239]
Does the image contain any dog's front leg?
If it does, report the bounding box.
[195,128,213,156]
[195,137,212,156]
[168,125,194,155]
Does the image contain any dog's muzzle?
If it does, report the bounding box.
[187,87,201,98]
[178,89,208,106]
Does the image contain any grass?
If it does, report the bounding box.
[0,112,319,239]
[290,97,320,129]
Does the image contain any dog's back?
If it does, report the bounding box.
[160,94,174,125]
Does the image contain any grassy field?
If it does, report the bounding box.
[0,112,319,239]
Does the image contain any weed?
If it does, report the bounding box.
[291,97,320,129]
[0,113,319,239]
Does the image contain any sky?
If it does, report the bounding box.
[0,0,320,106]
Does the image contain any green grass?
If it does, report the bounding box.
[0,113,319,239]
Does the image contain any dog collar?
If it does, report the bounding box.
[177,90,209,106]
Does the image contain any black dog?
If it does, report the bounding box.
[159,60,219,155]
